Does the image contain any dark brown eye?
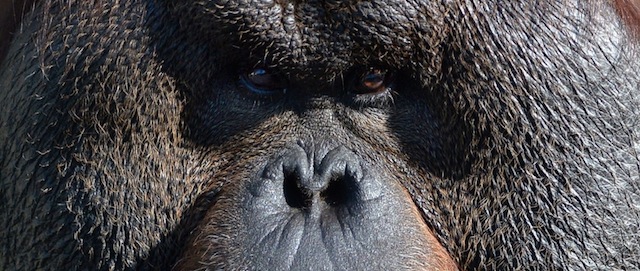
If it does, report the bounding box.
[239,68,287,96]
[354,68,393,95]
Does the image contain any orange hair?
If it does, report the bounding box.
[613,0,640,37]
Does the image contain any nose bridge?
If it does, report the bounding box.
[288,75,339,96]
[296,107,348,146]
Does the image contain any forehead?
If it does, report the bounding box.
[212,0,449,75]
[196,0,634,81]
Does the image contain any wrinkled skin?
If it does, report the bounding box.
[1,0,639,270]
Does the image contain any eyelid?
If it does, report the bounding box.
[353,68,395,95]
[239,68,288,97]
[347,67,397,107]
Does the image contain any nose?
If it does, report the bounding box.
[265,145,363,211]
[237,143,457,270]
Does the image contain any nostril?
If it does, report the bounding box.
[283,170,312,209]
[282,168,359,209]
[276,145,362,211]
[321,173,358,207]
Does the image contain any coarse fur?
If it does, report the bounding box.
[1,0,639,270]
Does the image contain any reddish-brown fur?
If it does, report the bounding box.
[408,196,459,271]
[614,0,640,37]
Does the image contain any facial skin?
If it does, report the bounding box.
[0,0,639,270]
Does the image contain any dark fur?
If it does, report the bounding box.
[1,0,639,270]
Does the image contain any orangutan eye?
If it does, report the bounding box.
[354,68,394,95]
[239,68,287,96]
